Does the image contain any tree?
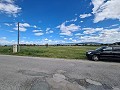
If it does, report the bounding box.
[45,43,48,48]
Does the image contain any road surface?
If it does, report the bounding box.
[0,55,120,90]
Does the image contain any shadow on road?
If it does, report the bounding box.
[101,59,120,63]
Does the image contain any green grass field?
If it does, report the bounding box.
[0,46,99,59]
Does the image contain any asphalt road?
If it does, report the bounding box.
[0,55,120,90]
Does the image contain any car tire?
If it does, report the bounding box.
[92,55,99,61]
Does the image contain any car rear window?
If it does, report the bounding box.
[103,47,112,51]
[113,47,120,51]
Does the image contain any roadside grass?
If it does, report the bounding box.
[0,46,99,59]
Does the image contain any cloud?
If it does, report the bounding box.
[33,30,42,33]
[0,0,21,16]
[33,25,37,28]
[34,32,44,36]
[4,23,12,26]
[46,28,50,31]
[64,38,68,40]
[105,24,119,29]
[69,38,72,40]
[46,30,54,34]
[1,37,7,40]
[57,22,80,36]
[92,0,120,23]
[83,28,103,34]
[80,27,120,43]
[14,23,30,32]
[45,28,54,34]
[39,39,66,45]
[80,21,83,23]
[9,30,14,33]
[66,18,77,23]
[44,38,48,41]
[72,40,77,42]
[75,33,84,36]
[33,29,43,36]
[80,13,92,18]
[49,30,54,33]
[1,0,14,4]
[0,37,16,45]
[19,23,30,27]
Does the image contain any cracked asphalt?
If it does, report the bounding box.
[0,55,120,90]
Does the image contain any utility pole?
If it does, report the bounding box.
[18,22,20,52]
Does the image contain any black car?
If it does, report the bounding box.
[86,46,120,61]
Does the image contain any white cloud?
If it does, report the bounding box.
[69,38,72,40]
[80,13,92,18]
[46,28,50,31]
[4,23,12,26]
[34,32,44,36]
[64,38,68,40]
[14,23,30,32]
[33,30,42,33]
[60,31,72,36]
[0,38,67,45]
[1,0,14,4]
[71,18,77,22]
[45,38,48,41]
[57,22,80,36]
[75,33,84,36]
[60,36,64,38]
[83,28,103,34]
[92,0,120,23]
[9,30,14,32]
[45,28,54,34]
[39,39,66,45]
[105,24,119,29]
[0,37,16,45]
[72,40,77,42]
[80,21,83,23]
[33,29,43,36]
[33,25,37,28]
[15,27,26,32]
[80,35,101,43]
[31,25,40,29]
[49,30,53,33]
[1,37,7,40]
[19,23,30,27]
[80,27,120,43]
[66,18,77,23]
[0,0,21,16]
[111,24,119,27]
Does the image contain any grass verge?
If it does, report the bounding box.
[0,46,99,59]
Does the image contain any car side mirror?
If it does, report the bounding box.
[101,49,104,52]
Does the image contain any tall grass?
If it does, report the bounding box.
[0,46,99,59]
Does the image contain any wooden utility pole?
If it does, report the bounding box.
[18,22,20,52]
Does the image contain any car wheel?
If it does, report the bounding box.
[92,55,99,61]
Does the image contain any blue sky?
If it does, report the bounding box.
[0,0,120,45]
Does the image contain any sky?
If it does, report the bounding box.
[0,0,120,45]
